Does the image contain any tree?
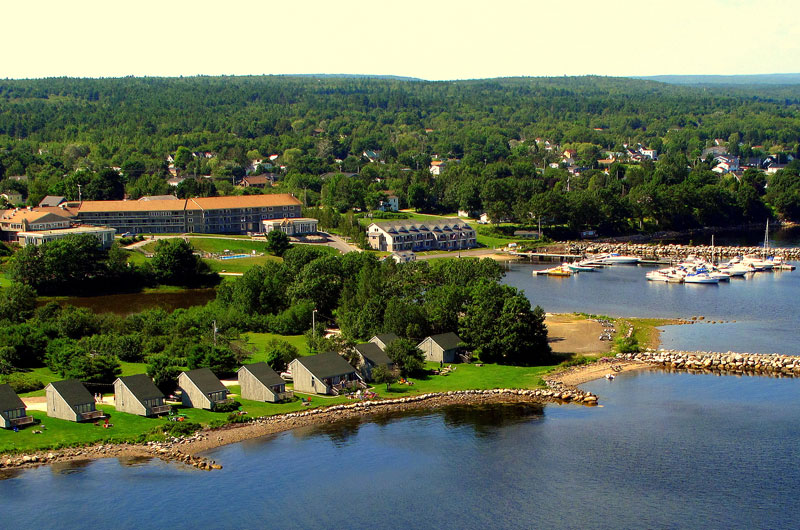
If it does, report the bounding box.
[174,146,194,169]
[147,353,182,395]
[265,230,291,257]
[150,239,214,286]
[384,338,425,377]
[0,282,37,323]
[262,338,299,372]
[459,280,550,366]
[371,364,398,391]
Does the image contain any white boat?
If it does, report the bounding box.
[597,253,640,265]
[567,262,595,272]
[683,272,719,284]
[646,271,670,282]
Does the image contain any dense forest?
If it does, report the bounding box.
[2,75,800,234]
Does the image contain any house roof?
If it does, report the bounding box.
[48,379,94,406]
[240,175,273,185]
[188,194,301,210]
[0,209,71,226]
[78,194,302,214]
[116,374,165,402]
[354,343,392,366]
[38,195,66,207]
[294,352,356,379]
[181,368,227,394]
[239,363,284,387]
[0,384,25,411]
[369,220,472,233]
[425,332,463,351]
[371,333,399,347]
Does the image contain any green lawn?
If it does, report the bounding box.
[243,332,311,360]
[204,256,280,274]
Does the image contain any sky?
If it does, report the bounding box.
[4,0,799,81]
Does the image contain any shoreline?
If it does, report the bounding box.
[0,386,600,474]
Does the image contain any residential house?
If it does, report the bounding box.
[353,343,395,381]
[239,175,276,188]
[640,148,657,160]
[430,160,447,176]
[378,195,399,212]
[366,220,476,253]
[288,352,362,395]
[113,374,171,417]
[390,250,416,263]
[45,379,103,422]
[178,368,229,410]
[766,162,788,175]
[0,384,34,429]
[262,217,318,236]
[38,196,67,208]
[417,332,464,363]
[167,177,186,187]
[237,363,292,402]
[1,192,23,205]
[563,149,577,161]
[369,333,399,351]
[363,150,383,163]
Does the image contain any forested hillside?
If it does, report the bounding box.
[2,75,800,234]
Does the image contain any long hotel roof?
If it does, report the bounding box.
[78,194,301,213]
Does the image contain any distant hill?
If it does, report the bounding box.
[636,73,800,86]
[285,73,424,82]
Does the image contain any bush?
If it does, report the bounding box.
[227,412,253,424]
[615,336,640,354]
[0,373,44,393]
[155,421,202,437]
[213,400,241,413]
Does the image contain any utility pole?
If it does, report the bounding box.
[77,183,82,203]
[311,309,318,352]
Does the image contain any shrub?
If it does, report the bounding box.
[1,373,45,393]
[615,336,640,354]
[213,400,241,413]
[155,421,202,437]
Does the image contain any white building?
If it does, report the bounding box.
[367,220,477,253]
[262,217,318,236]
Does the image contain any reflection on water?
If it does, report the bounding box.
[49,459,91,476]
[293,403,545,446]
[42,288,217,315]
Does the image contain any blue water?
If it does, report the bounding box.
[219,254,249,260]
[502,263,800,354]
[1,371,799,529]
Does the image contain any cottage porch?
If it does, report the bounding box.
[149,404,172,415]
[10,415,35,427]
[78,410,105,421]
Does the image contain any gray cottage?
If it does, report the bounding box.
[0,384,34,429]
[417,332,464,363]
[45,379,104,422]
[178,368,229,410]
[369,333,399,351]
[288,352,363,395]
[113,374,171,417]
[238,363,292,403]
[354,343,395,381]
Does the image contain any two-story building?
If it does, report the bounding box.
[366,220,477,253]
[77,194,303,234]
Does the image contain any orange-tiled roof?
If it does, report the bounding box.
[77,194,301,214]
[0,209,71,224]
[78,199,188,213]
[188,194,301,210]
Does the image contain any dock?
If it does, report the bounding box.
[509,251,584,263]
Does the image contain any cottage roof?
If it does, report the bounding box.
[426,332,463,351]
[38,195,66,207]
[370,220,472,233]
[295,352,355,379]
[354,343,392,366]
[182,368,227,394]
[239,363,284,387]
[116,374,164,402]
[371,333,399,347]
[0,384,25,411]
[240,175,273,185]
[48,379,93,406]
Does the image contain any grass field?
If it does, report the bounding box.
[204,256,280,274]
[243,332,311,360]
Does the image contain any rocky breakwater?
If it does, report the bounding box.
[571,241,800,261]
[617,349,800,376]
[0,433,223,473]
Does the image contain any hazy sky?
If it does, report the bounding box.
[5,0,798,80]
